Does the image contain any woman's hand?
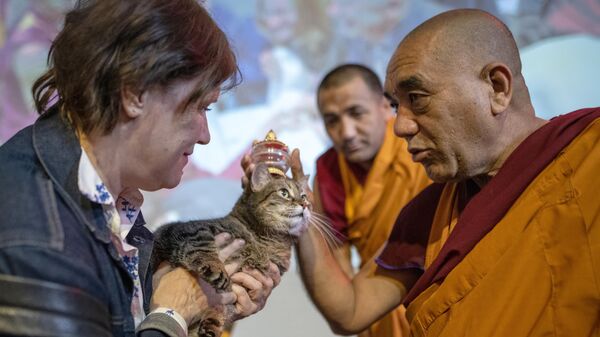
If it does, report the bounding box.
[150,233,245,326]
[226,262,282,322]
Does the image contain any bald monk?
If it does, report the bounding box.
[290,8,600,337]
[304,64,430,337]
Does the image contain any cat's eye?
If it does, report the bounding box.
[301,194,308,201]
[278,188,290,199]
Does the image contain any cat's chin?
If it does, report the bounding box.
[288,223,308,237]
[288,215,310,237]
[284,207,310,236]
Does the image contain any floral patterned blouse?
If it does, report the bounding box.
[78,148,146,327]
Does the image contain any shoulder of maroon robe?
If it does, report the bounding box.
[316,147,371,240]
[401,107,600,305]
[376,182,445,271]
[316,147,349,240]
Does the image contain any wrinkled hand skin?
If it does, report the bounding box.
[226,262,281,322]
[158,233,283,337]
[151,233,242,335]
[151,265,235,328]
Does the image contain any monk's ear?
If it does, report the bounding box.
[121,86,145,119]
[481,63,512,116]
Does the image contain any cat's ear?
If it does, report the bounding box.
[297,174,310,191]
[251,163,272,192]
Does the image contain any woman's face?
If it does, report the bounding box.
[122,78,219,191]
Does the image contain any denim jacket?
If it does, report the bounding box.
[0,108,180,337]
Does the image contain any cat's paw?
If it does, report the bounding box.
[199,264,230,291]
[198,317,221,337]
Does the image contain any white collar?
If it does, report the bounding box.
[78,147,144,238]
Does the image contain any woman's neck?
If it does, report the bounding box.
[79,131,123,199]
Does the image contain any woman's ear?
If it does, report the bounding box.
[482,62,512,116]
[121,86,145,119]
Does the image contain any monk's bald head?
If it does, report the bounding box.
[384,9,540,184]
[390,9,522,80]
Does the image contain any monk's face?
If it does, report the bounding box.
[318,76,392,169]
[384,36,497,183]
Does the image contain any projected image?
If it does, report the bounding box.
[0,0,74,141]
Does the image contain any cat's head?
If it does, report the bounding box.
[240,164,310,238]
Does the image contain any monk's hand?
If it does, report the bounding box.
[227,262,280,322]
[240,154,254,189]
[240,140,259,189]
[290,148,314,208]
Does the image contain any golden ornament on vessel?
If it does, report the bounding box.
[250,130,290,176]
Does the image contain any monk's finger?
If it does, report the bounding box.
[241,153,252,170]
[241,153,255,189]
[290,148,305,179]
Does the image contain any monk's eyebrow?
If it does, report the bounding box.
[397,76,425,91]
[384,76,425,104]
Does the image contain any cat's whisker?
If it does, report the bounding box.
[310,214,340,235]
[307,213,342,249]
[316,220,341,244]
[311,220,341,250]
[309,212,335,229]
[310,212,335,222]
[308,218,328,241]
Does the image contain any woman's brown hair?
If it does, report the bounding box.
[32,0,240,136]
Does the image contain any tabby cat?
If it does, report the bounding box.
[151,164,311,337]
